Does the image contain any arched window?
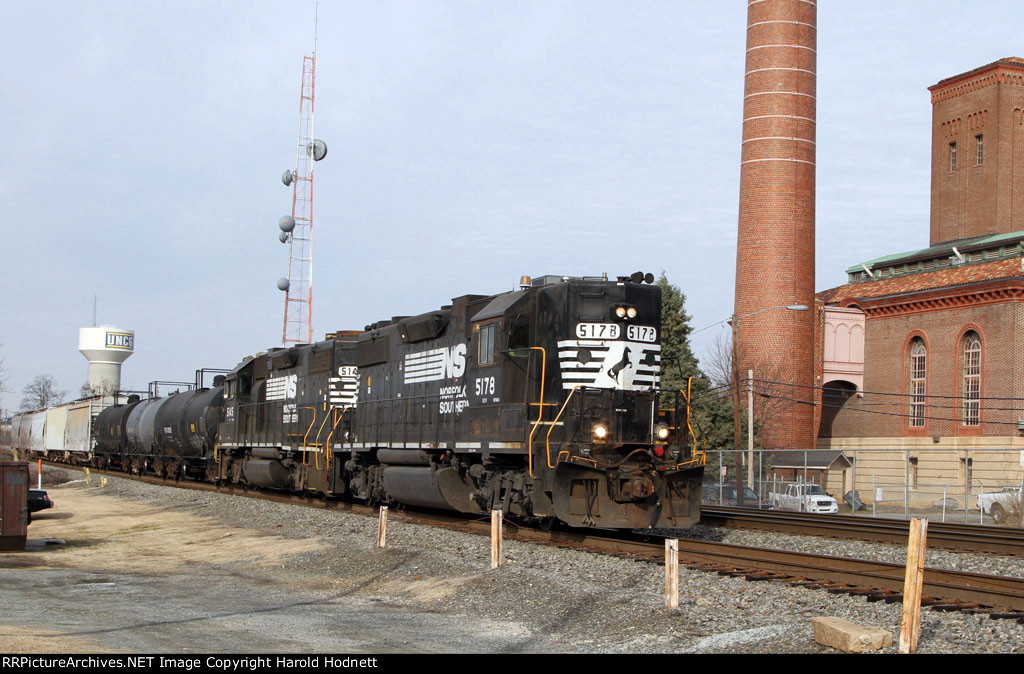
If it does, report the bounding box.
[909,338,927,427]
[962,332,981,426]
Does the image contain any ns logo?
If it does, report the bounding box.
[443,343,467,379]
[403,343,467,384]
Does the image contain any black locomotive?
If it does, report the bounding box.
[24,273,706,529]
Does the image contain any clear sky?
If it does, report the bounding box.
[2,1,1021,412]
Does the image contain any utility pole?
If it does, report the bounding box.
[732,315,745,506]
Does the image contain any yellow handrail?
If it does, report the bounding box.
[301,406,318,466]
[324,406,350,470]
[686,377,697,449]
[311,405,335,470]
[546,385,580,469]
[556,449,597,467]
[676,379,705,469]
[526,346,546,479]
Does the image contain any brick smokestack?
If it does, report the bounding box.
[735,0,817,449]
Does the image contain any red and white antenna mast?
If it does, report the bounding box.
[277,9,326,345]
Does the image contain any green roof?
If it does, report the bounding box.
[846,230,1024,274]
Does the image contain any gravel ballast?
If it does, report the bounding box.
[6,468,1024,654]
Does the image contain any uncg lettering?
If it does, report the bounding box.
[105,333,134,349]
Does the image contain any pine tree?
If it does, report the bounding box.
[656,273,736,455]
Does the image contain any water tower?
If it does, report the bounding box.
[78,326,134,395]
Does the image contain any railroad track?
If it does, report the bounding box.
[43,462,1024,621]
[700,507,1024,557]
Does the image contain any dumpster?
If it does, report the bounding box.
[1,462,29,551]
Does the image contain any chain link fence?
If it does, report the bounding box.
[700,447,1024,526]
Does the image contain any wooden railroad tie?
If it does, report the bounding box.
[743,571,785,582]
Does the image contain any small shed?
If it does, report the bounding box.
[766,450,853,493]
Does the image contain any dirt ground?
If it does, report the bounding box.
[2,483,313,652]
[10,464,1023,655]
[0,475,538,654]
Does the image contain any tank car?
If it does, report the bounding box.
[92,385,223,477]
[92,395,144,469]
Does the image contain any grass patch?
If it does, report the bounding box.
[122,524,159,534]
[59,538,104,550]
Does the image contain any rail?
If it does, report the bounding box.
[700,506,1024,557]
[51,461,1024,617]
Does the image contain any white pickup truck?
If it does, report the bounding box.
[977,487,1022,524]
[769,483,839,514]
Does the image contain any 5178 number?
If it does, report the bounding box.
[475,376,495,396]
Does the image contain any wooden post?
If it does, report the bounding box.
[899,517,928,654]
[665,538,679,609]
[491,509,503,569]
[376,506,388,549]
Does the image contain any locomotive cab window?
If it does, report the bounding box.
[507,318,530,359]
[478,323,496,366]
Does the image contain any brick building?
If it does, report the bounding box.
[812,58,1024,503]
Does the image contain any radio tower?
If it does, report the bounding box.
[277,13,327,345]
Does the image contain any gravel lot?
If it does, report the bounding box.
[3,466,1024,654]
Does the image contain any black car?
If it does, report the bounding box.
[27,488,54,524]
[701,484,773,509]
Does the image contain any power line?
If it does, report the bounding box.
[749,376,1024,403]
[746,384,1024,428]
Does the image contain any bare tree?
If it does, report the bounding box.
[704,331,734,388]
[0,344,8,420]
[20,375,68,411]
[703,331,808,450]
[0,344,8,395]
[79,379,117,399]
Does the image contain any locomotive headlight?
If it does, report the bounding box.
[614,304,637,320]
[655,424,670,441]
[593,424,608,441]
